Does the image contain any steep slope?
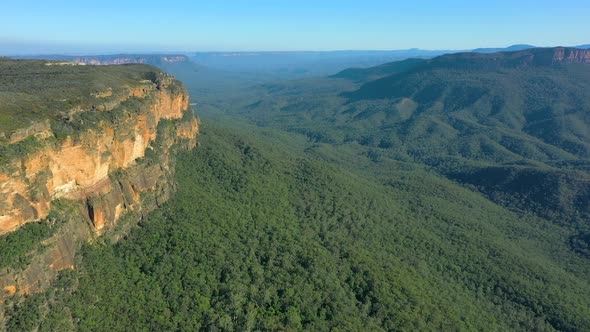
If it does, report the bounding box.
[232,47,590,227]
[342,47,590,222]
[0,59,198,296]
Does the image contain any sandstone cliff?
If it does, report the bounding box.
[430,47,590,69]
[0,61,198,297]
[71,54,190,66]
[12,54,191,66]
[551,47,590,64]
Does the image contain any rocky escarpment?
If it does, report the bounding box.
[71,54,190,66]
[0,62,198,297]
[552,47,590,64]
[428,47,590,69]
[17,54,191,66]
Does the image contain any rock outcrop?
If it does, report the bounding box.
[429,47,590,69]
[552,47,590,64]
[0,63,198,297]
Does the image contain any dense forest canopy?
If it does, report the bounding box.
[6,122,590,331]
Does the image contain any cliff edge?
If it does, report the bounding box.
[0,59,199,296]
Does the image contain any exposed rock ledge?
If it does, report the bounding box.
[0,71,198,297]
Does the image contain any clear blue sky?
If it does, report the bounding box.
[1,0,589,54]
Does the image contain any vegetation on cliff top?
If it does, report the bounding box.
[0,58,174,136]
[0,58,187,172]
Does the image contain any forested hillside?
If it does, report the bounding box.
[229,48,590,230]
[5,121,590,331]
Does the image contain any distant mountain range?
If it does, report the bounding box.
[14,54,191,66]
[11,44,590,78]
[471,44,537,53]
[473,44,590,53]
[239,47,590,229]
[188,49,454,73]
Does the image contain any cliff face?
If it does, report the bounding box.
[11,54,190,66]
[72,55,190,66]
[14,54,192,66]
[0,75,196,235]
[429,47,590,69]
[0,64,198,297]
[552,47,590,64]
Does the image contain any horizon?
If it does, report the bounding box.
[1,0,589,55]
[4,44,589,57]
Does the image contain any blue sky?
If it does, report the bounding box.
[1,0,589,54]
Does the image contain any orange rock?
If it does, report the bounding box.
[3,285,16,296]
[0,79,198,235]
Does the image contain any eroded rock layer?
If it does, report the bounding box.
[0,64,198,297]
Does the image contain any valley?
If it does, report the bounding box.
[2,46,590,330]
